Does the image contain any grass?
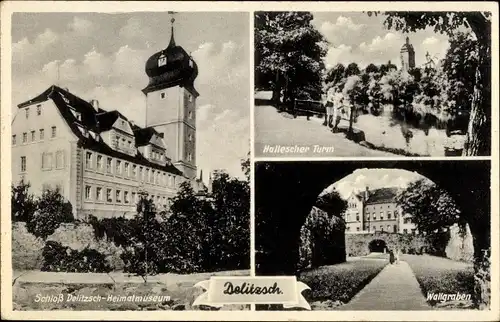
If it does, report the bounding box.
[299,258,388,304]
[402,254,475,307]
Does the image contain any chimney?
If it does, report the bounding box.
[90,99,99,112]
[199,169,203,182]
[364,186,369,201]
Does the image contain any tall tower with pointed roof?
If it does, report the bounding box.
[400,37,416,72]
[143,14,199,179]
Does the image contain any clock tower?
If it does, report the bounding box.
[142,16,199,179]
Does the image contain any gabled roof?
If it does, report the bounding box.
[17,85,183,176]
[365,187,400,204]
[133,126,163,147]
[96,110,130,132]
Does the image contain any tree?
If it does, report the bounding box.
[325,63,346,89]
[255,12,327,104]
[342,75,362,133]
[379,60,397,75]
[11,180,37,222]
[396,179,461,234]
[370,11,491,156]
[27,188,74,239]
[365,63,379,74]
[316,189,348,217]
[210,170,250,270]
[344,62,361,77]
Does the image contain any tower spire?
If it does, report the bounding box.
[168,11,176,48]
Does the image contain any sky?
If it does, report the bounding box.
[311,12,451,70]
[11,12,250,180]
[321,168,428,200]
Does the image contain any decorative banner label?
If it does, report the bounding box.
[193,276,311,310]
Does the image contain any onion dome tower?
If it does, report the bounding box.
[400,37,416,72]
[143,13,199,179]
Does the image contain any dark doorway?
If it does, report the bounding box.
[368,239,387,253]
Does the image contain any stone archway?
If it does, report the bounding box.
[368,239,387,253]
[255,160,490,307]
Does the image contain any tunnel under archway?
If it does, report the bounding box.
[368,239,387,253]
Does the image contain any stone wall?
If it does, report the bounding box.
[445,223,474,262]
[346,232,427,257]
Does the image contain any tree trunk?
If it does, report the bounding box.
[271,70,281,106]
[348,95,355,133]
[464,17,491,156]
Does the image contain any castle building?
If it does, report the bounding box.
[11,19,207,219]
[400,37,416,72]
[343,187,417,235]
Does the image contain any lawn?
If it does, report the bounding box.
[299,258,388,306]
[402,254,475,308]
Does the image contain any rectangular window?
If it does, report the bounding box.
[12,135,16,145]
[106,157,112,173]
[97,155,103,170]
[26,108,29,119]
[373,214,377,220]
[387,225,391,231]
[373,226,376,232]
[380,212,384,220]
[106,189,113,202]
[387,211,391,219]
[36,104,41,115]
[56,151,64,169]
[146,169,150,182]
[116,160,121,175]
[42,152,53,170]
[51,126,56,138]
[96,187,103,201]
[380,226,384,232]
[20,156,26,172]
[356,227,360,231]
[39,129,44,140]
[116,190,122,203]
[85,152,93,169]
[161,92,166,99]
[132,192,136,204]
[132,165,137,178]
[23,132,27,143]
[31,130,35,142]
[393,225,397,232]
[124,162,129,176]
[124,191,130,204]
[139,167,144,181]
[85,186,91,200]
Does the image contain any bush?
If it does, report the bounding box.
[47,223,125,270]
[27,189,74,239]
[11,180,37,223]
[12,222,45,270]
[41,241,112,273]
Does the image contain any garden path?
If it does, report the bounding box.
[338,261,431,310]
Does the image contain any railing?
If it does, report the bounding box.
[293,99,325,120]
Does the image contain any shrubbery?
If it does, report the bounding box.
[41,241,112,273]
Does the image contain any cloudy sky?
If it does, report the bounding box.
[311,12,451,70]
[322,168,427,200]
[11,12,249,180]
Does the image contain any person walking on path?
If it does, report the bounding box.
[389,249,395,264]
[324,87,336,128]
[332,89,344,132]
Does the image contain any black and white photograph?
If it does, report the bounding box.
[254,11,492,157]
[255,160,491,310]
[9,11,250,311]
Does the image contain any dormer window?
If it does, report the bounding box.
[158,55,167,67]
[36,105,42,115]
[161,92,166,99]
[26,108,29,119]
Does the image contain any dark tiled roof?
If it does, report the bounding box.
[365,187,400,204]
[17,85,184,176]
[96,110,129,132]
[133,127,161,147]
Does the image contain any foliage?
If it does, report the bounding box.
[316,190,348,217]
[41,240,112,273]
[255,12,327,103]
[11,180,37,223]
[298,206,345,269]
[371,10,492,156]
[396,178,462,235]
[26,188,74,239]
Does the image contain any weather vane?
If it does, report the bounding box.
[168,11,176,24]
